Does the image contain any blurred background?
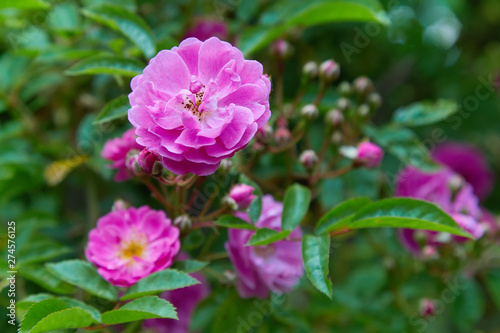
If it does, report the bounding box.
[1,0,499,332]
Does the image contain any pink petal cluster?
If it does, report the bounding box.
[86,206,180,287]
[229,184,256,210]
[128,37,271,176]
[396,167,485,256]
[355,142,384,168]
[143,254,209,333]
[101,129,144,181]
[225,195,304,299]
[432,142,494,200]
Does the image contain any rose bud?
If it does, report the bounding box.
[326,109,344,127]
[299,150,319,170]
[355,142,384,168]
[222,196,238,211]
[419,299,436,317]
[353,76,374,97]
[338,81,351,96]
[357,104,370,117]
[256,124,273,143]
[368,92,382,109]
[331,131,342,145]
[271,39,292,59]
[274,127,291,146]
[220,159,233,172]
[229,184,256,210]
[422,245,438,260]
[173,214,192,230]
[125,150,142,176]
[319,59,340,82]
[336,97,351,112]
[138,148,162,177]
[111,199,129,211]
[300,104,319,120]
[303,61,319,79]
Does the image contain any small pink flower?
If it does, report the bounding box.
[225,195,304,299]
[355,142,384,168]
[128,37,271,176]
[185,19,228,41]
[85,206,180,287]
[101,129,144,181]
[419,299,436,317]
[138,148,162,176]
[229,184,255,210]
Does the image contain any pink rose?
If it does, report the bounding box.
[86,206,180,287]
[101,129,144,181]
[355,142,384,168]
[128,37,271,176]
[229,184,256,210]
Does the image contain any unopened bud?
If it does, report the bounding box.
[222,196,238,211]
[303,61,318,79]
[331,131,342,145]
[419,299,436,317]
[357,104,370,117]
[353,76,374,97]
[319,59,340,82]
[449,174,464,192]
[354,142,384,168]
[326,109,344,127]
[422,245,438,260]
[112,199,129,211]
[220,159,233,172]
[338,81,351,96]
[271,39,292,59]
[299,150,319,170]
[368,93,382,109]
[300,104,318,119]
[274,128,291,146]
[229,184,255,210]
[174,214,192,230]
[336,97,351,112]
[138,148,162,177]
[256,124,273,142]
[125,150,141,176]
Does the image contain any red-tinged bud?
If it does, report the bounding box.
[274,128,291,146]
[353,76,374,97]
[419,299,436,317]
[271,39,292,59]
[138,148,162,177]
[319,59,340,82]
[354,142,384,168]
[125,150,141,176]
[299,150,319,170]
[326,109,344,127]
[229,184,256,210]
[256,124,273,142]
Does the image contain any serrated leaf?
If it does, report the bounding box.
[315,197,372,234]
[17,294,54,311]
[93,95,130,124]
[0,0,50,9]
[393,99,458,127]
[65,55,143,77]
[216,215,257,230]
[349,198,473,238]
[282,184,311,231]
[121,269,200,301]
[18,265,75,295]
[46,260,118,301]
[172,260,208,273]
[302,234,332,299]
[246,228,291,246]
[59,297,102,323]
[82,4,156,57]
[102,296,177,324]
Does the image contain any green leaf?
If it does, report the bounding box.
[19,299,96,333]
[0,0,50,10]
[216,215,257,230]
[364,124,440,171]
[393,99,458,127]
[246,228,291,246]
[315,197,372,234]
[485,269,500,310]
[18,265,75,295]
[59,297,102,323]
[65,55,143,77]
[82,4,156,57]
[101,296,177,325]
[93,95,130,124]
[239,26,287,57]
[172,260,208,273]
[18,239,72,266]
[17,294,54,311]
[210,292,258,333]
[450,277,485,333]
[349,198,473,238]
[302,234,332,299]
[46,260,118,301]
[282,184,311,231]
[121,269,200,301]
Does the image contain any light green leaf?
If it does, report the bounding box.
[349,198,473,238]
[93,95,130,124]
[18,265,75,295]
[239,26,287,57]
[302,234,332,299]
[59,297,102,323]
[121,269,200,301]
[46,260,118,301]
[17,294,54,311]
[393,99,458,127]
[316,197,372,234]
[172,260,208,273]
[216,215,257,230]
[82,4,156,57]
[101,296,177,325]
[65,55,143,77]
[246,228,291,246]
[282,184,311,231]
[0,0,50,10]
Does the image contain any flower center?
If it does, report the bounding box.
[119,233,147,261]
[181,88,206,121]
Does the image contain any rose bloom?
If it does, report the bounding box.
[143,254,209,333]
[396,167,485,256]
[86,206,180,287]
[355,142,384,168]
[101,128,144,181]
[128,37,271,176]
[432,142,494,200]
[226,195,304,299]
[229,184,255,210]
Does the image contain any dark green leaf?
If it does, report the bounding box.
[46,260,118,301]
[172,260,208,273]
[93,95,130,124]
[349,198,473,238]
[246,228,291,246]
[485,269,500,310]
[210,292,259,333]
[450,277,485,333]
[19,265,75,295]
[316,197,372,234]
[216,214,257,230]
[393,99,458,127]
[101,296,177,324]
[65,55,143,77]
[121,269,200,301]
[282,183,310,231]
[17,294,54,311]
[302,234,332,299]
[82,4,156,57]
